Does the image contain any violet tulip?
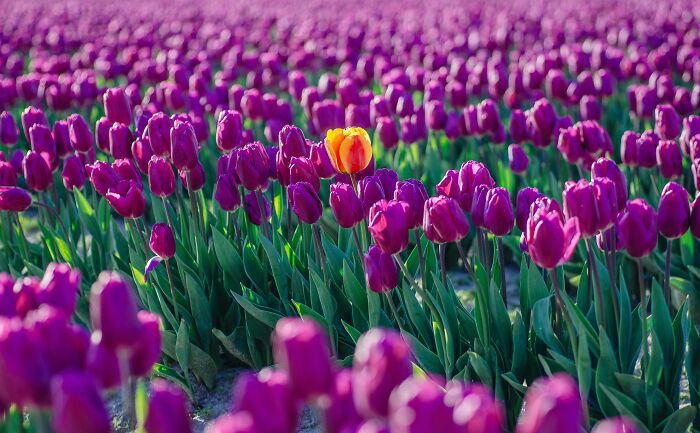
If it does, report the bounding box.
[471,184,490,229]
[244,192,271,226]
[147,113,173,157]
[103,87,132,125]
[329,183,363,228]
[309,141,336,179]
[150,223,176,259]
[654,104,681,140]
[516,373,582,433]
[23,150,52,191]
[288,182,323,224]
[0,318,51,406]
[37,263,79,318]
[129,311,162,378]
[508,144,529,174]
[616,199,657,258]
[446,383,505,433]
[457,161,495,211]
[364,246,399,293]
[170,120,199,171]
[148,156,175,198]
[0,112,19,147]
[620,131,640,167]
[657,182,690,239]
[368,199,411,255]
[145,380,192,433]
[423,196,470,243]
[216,110,244,153]
[388,378,456,433]
[89,271,142,350]
[53,121,72,159]
[526,204,580,269]
[376,117,399,150]
[591,158,628,209]
[215,175,241,212]
[0,187,32,212]
[231,369,300,433]
[509,109,528,143]
[394,179,428,229]
[106,180,145,219]
[636,131,659,168]
[0,161,16,186]
[68,114,93,153]
[50,372,110,433]
[591,417,640,433]
[94,117,111,152]
[690,195,700,239]
[656,140,683,180]
[484,187,514,236]
[563,180,599,237]
[516,187,543,232]
[289,157,320,191]
[235,142,269,191]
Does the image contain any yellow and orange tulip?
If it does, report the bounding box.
[324,127,373,175]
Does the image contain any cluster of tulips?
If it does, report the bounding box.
[1,0,700,431]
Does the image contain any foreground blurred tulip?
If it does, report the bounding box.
[89,272,142,350]
[50,372,110,433]
[273,318,333,400]
[205,413,257,433]
[364,246,399,293]
[516,373,582,433]
[170,120,199,171]
[526,204,580,269]
[231,369,300,433]
[353,329,412,418]
[129,311,161,377]
[388,378,456,433]
[288,182,322,224]
[103,87,132,125]
[616,199,657,258]
[446,383,505,433]
[368,199,411,254]
[36,263,79,318]
[320,370,361,433]
[423,196,470,243]
[145,380,192,433]
[0,186,31,211]
[591,417,640,433]
[0,112,19,147]
[330,183,363,228]
[325,127,373,175]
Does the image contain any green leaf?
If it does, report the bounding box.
[232,290,283,329]
[185,274,212,347]
[175,321,191,387]
[532,297,563,354]
[402,331,443,375]
[660,406,696,433]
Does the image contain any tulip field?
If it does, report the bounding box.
[2,0,700,431]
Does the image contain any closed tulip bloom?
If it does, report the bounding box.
[108,123,133,160]
[471,184,490,228]
[591,417,640,433]
[36,263,80,318]
[680,116,700,156]
[388,378,456,433]
[394,179,428,229]
[330,183,363,228]
[563,180,600,237]
[244,192,271,226]
[179,163,206,192]
[359,176,386,217]
[325,127,373,174]
[148,156,175,198]
[231,369,300,433]
[458,161,495,212]
[106,180,145,218]
[234,142,269,191]
[23,150,53,191]
[0,112,19,147]
[319,370,361,433]
[353,329,412,418]
[90,271,143,350]
[0,187,32,212]
[216,110,243,153]
[29,124,57,169]
[85,337,121,390]
[364,246,399,293]
[435,169,460,199]
[656,140,683,180]
[484,187,514,236]
[657,182,690,239]
[516,373,582,433]
[289,157,320,191]
[130,137,153,174]
[580,95,601,121]
[477,99,501,134]
[591,158,628,209]
[509,109,528,144]
[655,104,681,140]
[376,117,399,150]
[636,131,659,168]
[616,199,657,258]
[508,144,529,174]
[443,383,505,433]
[67,114,93,153]
[145,380,192,433]
[690,196,700,239]
[528,98,557,147]
[113,158,142,188]
[103,88,132,125]
[147,112,173,157]
[516,187,543,232]
[526,206,580,269]
[129,311,161,378]
[426,100,447,130]
[86,161,118,196]
[288,182,323,224]
[368,199,411,254]
[215,175,241,212]
[53,121,72,159]
[273,318,333,400]
[170,120,199,171]
[424,196,470,243]
[50,372,110,433]
[94,117,111,152]
[21,106,49,145]
[309,141,336,179]
[150,223,175,259]
[0,318,51,406]
[278,125,308,162]
[0,161,16,186]
[621,131,640,167]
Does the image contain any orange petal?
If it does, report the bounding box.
[339,133,372,174]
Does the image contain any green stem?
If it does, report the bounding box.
[497,237,507,308]
[585,238,607,332]
[165,259,180,324]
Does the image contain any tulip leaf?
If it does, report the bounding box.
[532,297,563,354]
[659,406,696,433]
[232,290,283,329]
[401,331,443,375]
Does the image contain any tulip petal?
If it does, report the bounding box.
[144,256,163,282]
[561,217,581,265]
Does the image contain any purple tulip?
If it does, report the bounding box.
[21,106,49,145]
[364,246,399,293]
[424,196,470,243]
[0,112,19,147]
[446,382,505,433]
[148,156,176,198]
[235,142,269,191]
[471,184,490,229]
[288,182,323,224]
[516,373,582,433]
[657,182,690,239]
[320,370,361,433]
[179,163,206,191]
[563,180,600,237]
[103,87,132,125]
[457,161,495,212]
[656,140,683,180]
[426,100,447,130]
[621,131,640,167]
[23,150,53,191]
[636,131,659,168]
[509,109,528,144]
[89,271,143,350]
[244,192,271,226]
[35,263,79,318]
[216,110,244,153]
[87,161,119,196]
[691,195,700,240]
[484,187,514,236]
[170,120,199,171]
[508,144,529,174]
[0,161,17,186]
[368,199,411,255]
[204,413,257,433]
[94,117,111,152]
[150,223,176,259]
[359,176,386,217]
[289,157,320,191]
[394,180,428,229]
[147,112,173,157]
[231,369,300,433]
[129,311,161,378]
[580,95,601,121]
[53,121,73,159]
[528,98,557,147]
[0,186,31,212]
[515,187,543,232]
[145,380,192,433]
[591,417,640,433]
[436,169,460,199]
[617,199,658,258]
[106,180,145,218]
[330,183,363,228]
[29,124,57,169]
[388,378,456,433]
[591,158,628,210]
[309,141,336,179]
[526,203,580,269]
[377,117,399,150]
[86,339,121,390]
[215,174,241,212]
[50,372,110,433]
[654,104,681,140]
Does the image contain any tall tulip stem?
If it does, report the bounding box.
[165,258,180,324]
[637,258,649,378]
[255,189,270,239]
[439,243,448,287]
[414,229,426,292]
[497,237,507,308]
[585,238,607,331]
[664,239,672,308]
[311,224,329,287]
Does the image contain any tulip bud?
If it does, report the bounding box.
[515,373,582,433]
[50,372,111,433]
[170,120,199,171]
[657,182,690,239]
[147,156,175,198]
[103,88,132,125]
[309,141,336,179]
[150,223,176,259]
[0,161,17,186]
[231,369,300,433]
[179,163,206,191]
[376,117,399,150]
[528,98,557,147]
[94,117,111,152]
[129,311,161,378]
[289,157,320,191]
[215,174,241,212]
[145,112,172,157]
[21,106,49,145]
[368,199,411,254]
[216,110,244,153]
[458,161,495,211]
[29,124,57,169]
[445,382,505,433]
[484,187,514,236]
[86,337,121,390]
[325,127,373,175]
[364,246,399,293]
[616,199,657,258]
[244,192,270,226]
[62,156,87,191]
[288,182,323,224]
[66,114,93,153]
[329,183,363,228]
[87,161,119,196]
[25,306,89,376]
[89,271,142,350]
[656,140,683,180]
[563,180,600,237]
[580,95,601,121]
[359,176,386,217]
[319,370,362,433]
[23,150,53,191]
[394,180,428,229]
[526,204,580,269]
[654,104,681,140]
[477,99,501,134]
[636,131,659,168]
[508,144,529,174]
[0,112,19,147]
[591,417,640,433]
[436,169,460,199]
[53,121,72,159]
[0,318,51,406]
[388,378,456,433]
[106,180,145,218]
[620,131,640,167]
[352,329,412,418]
[591,158,628,210]
[424,196,470,243]
[0,186,32,212]
[471,184,490,229]
[273,317,333,400]
[233,142,268,191]
[516,187,542,232]
[509,109,528,144]
[145,380,192,433]
[113,158,142,188]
